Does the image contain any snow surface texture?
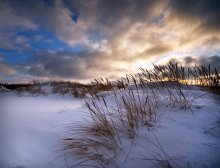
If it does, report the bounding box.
[0,86,220,168]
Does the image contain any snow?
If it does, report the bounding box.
[0,92,86,168]
[0,85,9,92]
[0,86,220,168]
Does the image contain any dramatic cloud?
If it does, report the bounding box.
[169,55,220,70]
[168,0,220,31]
[0,50,127,82]
[25,51,109,79]
[0,0,220,82]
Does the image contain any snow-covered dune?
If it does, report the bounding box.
[0,88,220,168]
[0,93,86,168]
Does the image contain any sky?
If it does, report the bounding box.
[0,0,220,83]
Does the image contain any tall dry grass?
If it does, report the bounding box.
[60,62,219,167]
